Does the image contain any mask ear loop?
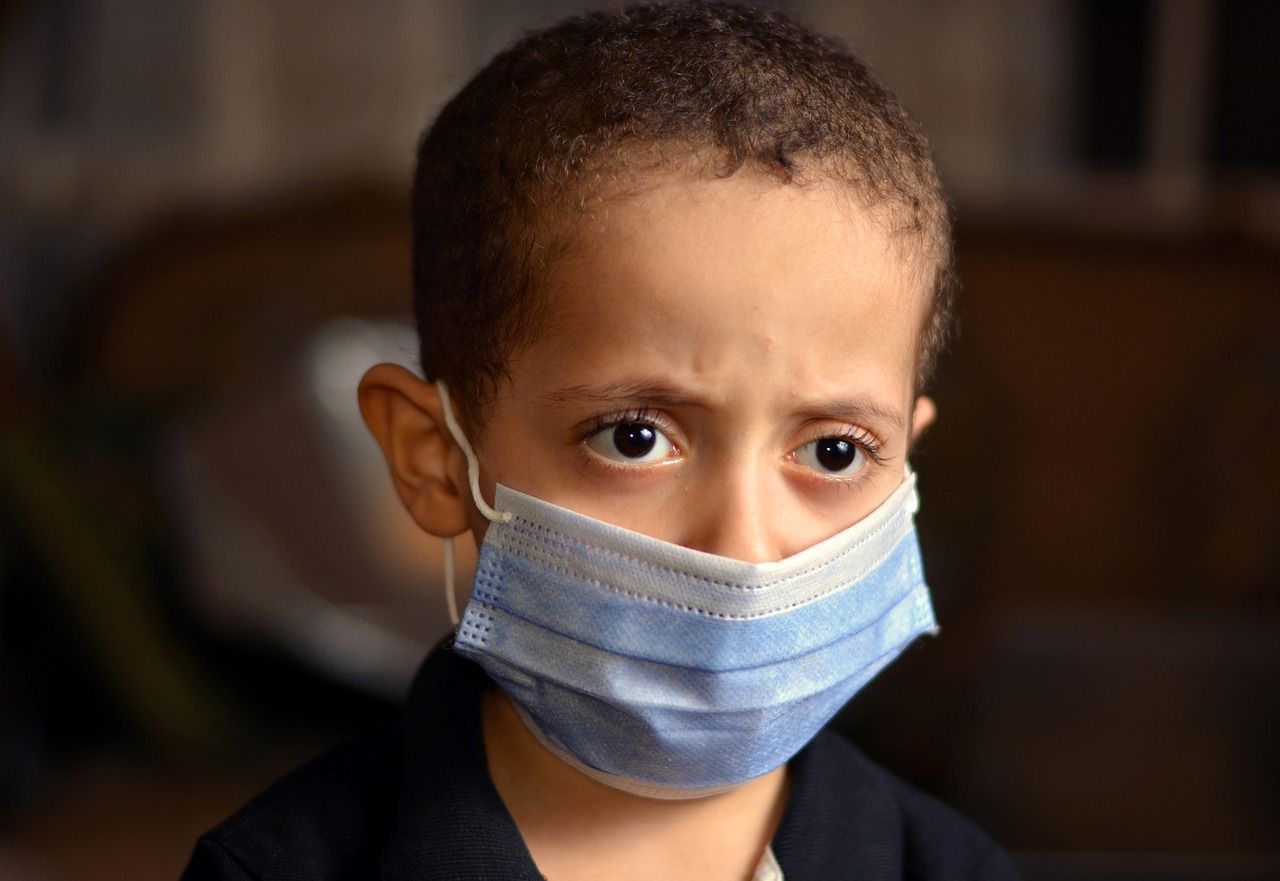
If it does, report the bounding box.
[436,381,513,627]
[442,533,461,627]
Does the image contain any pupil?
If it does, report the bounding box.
[613,424,656,458]
[816,439,855,471]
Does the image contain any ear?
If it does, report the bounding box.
[909,395,936,446]
[357,363,470,538]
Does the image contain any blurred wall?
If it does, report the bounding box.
[1,2,1278,879]
[5,0,1277,362]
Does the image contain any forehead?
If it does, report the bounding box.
[515,168,930,411]
[542,155,933,308]
[552,166,928,334]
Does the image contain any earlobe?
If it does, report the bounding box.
[909,395,936,445]
[357,363,471,537]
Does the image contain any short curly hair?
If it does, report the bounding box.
[412,1,954,429]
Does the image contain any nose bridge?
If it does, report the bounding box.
[683,455,781,563]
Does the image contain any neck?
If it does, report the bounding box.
[482,687,789,881]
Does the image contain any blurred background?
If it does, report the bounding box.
[1,1,1277,878]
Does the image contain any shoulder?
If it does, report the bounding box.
[779,731,1020,881]
[181,722,407,881]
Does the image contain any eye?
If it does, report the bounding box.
[795,436,868,475]
[585,421,675,465]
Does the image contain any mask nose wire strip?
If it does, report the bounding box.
[436,381,513,628]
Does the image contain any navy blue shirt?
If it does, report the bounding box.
[182,642,1019,880]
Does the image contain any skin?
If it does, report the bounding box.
[360,168,935,880]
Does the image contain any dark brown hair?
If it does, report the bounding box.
[412,1,954,428]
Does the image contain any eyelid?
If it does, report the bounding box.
[577,406,683,464]
[585,406,676,437]
[796,423,886,466]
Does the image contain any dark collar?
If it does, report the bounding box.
[775,731,906,880]
[378,640,907,881]
[381,638,544,880]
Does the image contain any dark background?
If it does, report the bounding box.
[1,1,1277,879]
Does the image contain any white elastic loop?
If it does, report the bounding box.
[443,535,460,626]
[436,381,513,524]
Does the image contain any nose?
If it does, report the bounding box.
[679,464,784,563]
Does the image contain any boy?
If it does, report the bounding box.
[183,3,1019,879]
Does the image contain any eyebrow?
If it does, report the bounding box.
[538,380,711,410]
[795,396,908,432]
[541,382,907,430]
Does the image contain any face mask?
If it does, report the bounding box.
[437,383,937,799]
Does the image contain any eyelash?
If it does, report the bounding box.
[588,407,665,430]
[810,425,887,468]
[577,408,682,471]
[585,406,670,439]
[580,409,887,471]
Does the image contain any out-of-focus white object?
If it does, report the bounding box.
[165,318,476,698]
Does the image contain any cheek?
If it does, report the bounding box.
[468,512,492,547]
[469,408,571,503]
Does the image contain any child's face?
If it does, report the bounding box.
[465,170,933,561]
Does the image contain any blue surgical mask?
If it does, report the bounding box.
[437,383,937,799]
